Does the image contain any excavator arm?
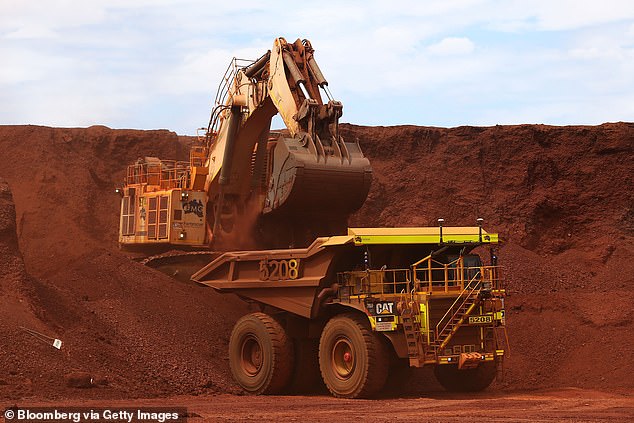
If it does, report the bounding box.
[198,37,372,247]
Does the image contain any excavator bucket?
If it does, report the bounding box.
[264,135,372,217]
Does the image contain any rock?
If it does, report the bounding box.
[64,372,94,389]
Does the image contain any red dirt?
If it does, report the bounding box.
[6,389,634,422]
[0,126,248,400]
[1,122,633,405]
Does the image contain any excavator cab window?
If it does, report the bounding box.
[120,195,135,236]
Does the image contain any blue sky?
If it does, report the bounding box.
[1,0,633,134]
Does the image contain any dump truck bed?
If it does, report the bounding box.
[191,226,499,318]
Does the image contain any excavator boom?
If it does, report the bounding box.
[201,37,372,247]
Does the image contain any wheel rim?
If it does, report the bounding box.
[332,337,355,379]
[241,335,263,376]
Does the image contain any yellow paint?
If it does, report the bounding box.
[348,227,499,245]
[320,227,499,247]
[419,303,428,333]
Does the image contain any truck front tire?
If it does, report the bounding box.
[319,313,388,398]
[228,312,293,394]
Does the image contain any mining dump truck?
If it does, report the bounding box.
[192,225,506,398]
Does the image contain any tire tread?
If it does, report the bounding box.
[229,312,293,395]
[319,312,389,398]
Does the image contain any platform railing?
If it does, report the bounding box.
[411,256,502,293]
[336,259,502,300]
[336,269,411,299]
[207,57,257,137]
[189,145,208,168]
[126,160,190,190]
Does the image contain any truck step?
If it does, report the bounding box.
[400,304,426,365]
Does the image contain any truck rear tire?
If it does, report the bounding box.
[433,361,497,392]
[229,312,293,394]
[319,313,388,398]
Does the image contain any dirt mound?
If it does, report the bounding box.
[343,122,634,390]
[0,126,248,400]
[0,177,62,398]
[0,121,632,400]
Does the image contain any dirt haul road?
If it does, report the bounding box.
[4,389,634,422]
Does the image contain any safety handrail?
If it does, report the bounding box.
[189,145,208,167]
[208,57,257,136]
[434,271,481,344]
[336,263,501,299]
[126,160,190,190]
[336,269,411,299]
[412,255,465,292]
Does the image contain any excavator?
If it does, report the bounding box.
[116,37,507,398]
[117,37,371,251]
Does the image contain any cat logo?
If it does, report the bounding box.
[375,301,395,315]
